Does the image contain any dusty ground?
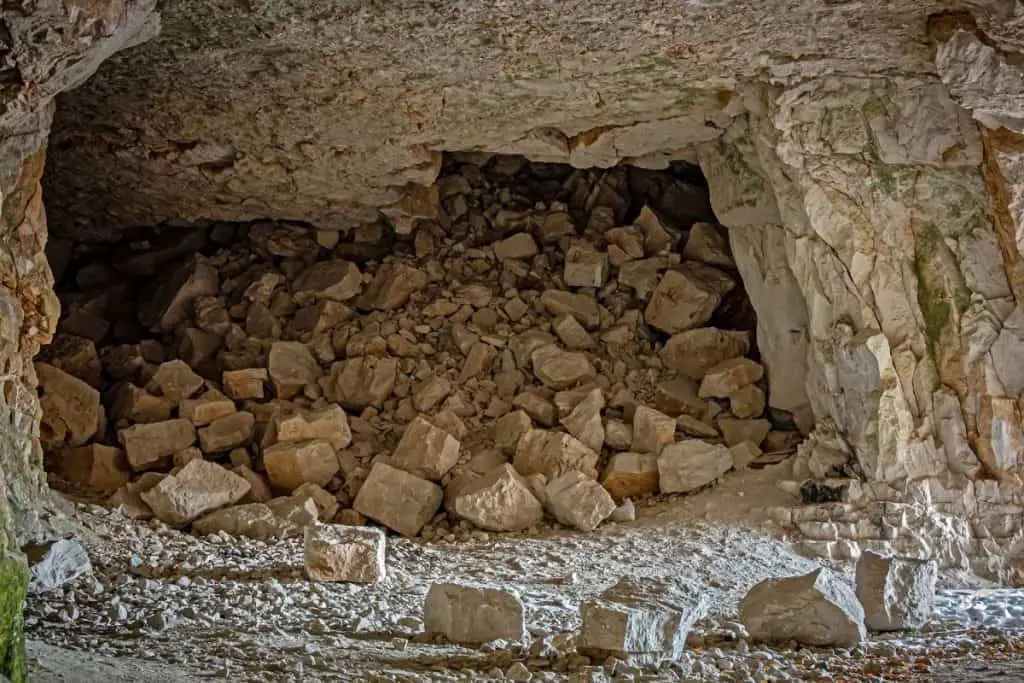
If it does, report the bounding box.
[21,464,1024,682]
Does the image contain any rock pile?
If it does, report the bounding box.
[40,155,801,541]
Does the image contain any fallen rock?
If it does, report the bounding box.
[181,391,236,426]
[531,344,596,389]
[141,459,251,525]
[539,290,601,329]
[198,411,255,453]
[304,524,386,583]
[37,334,102,388]
[564,242,608,288]
[267,495,320,528]
[36,362,101,450]
[106,472,164,519]
[579,577,707,663]
[412,376,452,412]
[740,568,867,647]
[658,440,733,493]
[192,503,297,540]
[512,392,557,427]
[698,358,764,398]
[263,404,352,451]
[660,328,750,379]
[268,341,321,399]
[494,410,532,453]
[356,262,427,310]
[513,429,599,480]
[424,582,526,643]
[552,313,595,350]
[26,539,92,593]
[118,419,196,471]
[53,444,130,493]
[682,223,733,268]
[222,368,268,400]
[855,551,937,632]
[322,356,398,409]
[546,471,616,532]
[602,453,659,501]
[717,417,771,447]
[645,264,735,334]
[389,415,461,480]
[560,388,605,452]
[292,260,362,302]
[675,414,719,439]
[729,441,762,469]
[631,406,676,455]
[140,256,219,331]
[493,232,539,260]
[107,382,173,424]
[653,377,706,418]
[263,439,340,492]
[147,360,204,403]
[292,482,340,521]
[353,463,442,537]
[234,465,273,503]
[452,464,544,532]
[729,384,766,419]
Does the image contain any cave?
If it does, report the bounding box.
[2,1,1024,681]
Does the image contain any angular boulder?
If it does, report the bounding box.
[304,524,386,583]
[601,453,659,501]
[353,463,442,537]
[268,341,321,399]
[140,459,251,525]
[559,387,605,452]
[644,264,735,334]
[698,357,764,398]
[198,411,255,453]
[855,550,937,631]
[452,464,544,532]
[424,582,526,643]
[546,471,616,532]
[263,404,352,451]
[263,439,339,492]
[118,419,197,471]
[631,406,676,455]
[740,568,867,647]
[389,415,461,480]
[657,440,733,493]
[513,429,599,480]
[192,503,297,540]
[531,343,596,389]
[660,328,750,379]
[321,356,398,409]
[355,262,426,310]
[36,362,102,450]
[147,359,204,403]
[53,444,130,493]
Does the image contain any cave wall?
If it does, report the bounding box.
[0,1,158,678]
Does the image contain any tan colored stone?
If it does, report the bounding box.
[452,464,544,532]
[181,391,237,426]
[389,415,461,481]
[140,459,251,525]
[140,257,219,331]
[699,358,764,398]
[459,341,497,382]
[602,452,660,501]
[356,262,427,310]
[192,503,295,540]
[321,356,398,409]
[645,265,735,334]
[119,419,197,471]
[304,524,386,583]
[660,328,751,379]
[198,411,255,453]
[676,414,720,439]
[531,344,596,389]
[513,429,599,480]
[107,472,166,520]
[539,290,601,329]
[718,418,771,447]
[54,444,130,493]
[412,376,452,412]
[658,440,733,493]
[552,314,595,350]
[268,341,321,399]
[683,222,734,267]
[546,471,616,532]
[424,582,525,644]
[560,387,605,453]
[107,382,174,424]
[654,377,706,417]
[631,406,676,455]
[293,482,340,521]
[263,439,339,492]
[173,447,204,468]
[564,241,608,288]
[604,419,633,450]
[222,368,268,400]
[493,232,539,260]
[494,410,532,453]
[263,404,352,451]
[353,463,442,536]
[729,441,762,469]
[730,384,766,419]
[292,259,362,302]
[234,464,273,503]
[36,362,101,450]
[512,392,557,427]
[38,334,102,388]
[147,359,204,403]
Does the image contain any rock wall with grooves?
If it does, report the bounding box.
[0,1,159,679]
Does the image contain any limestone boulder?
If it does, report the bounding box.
[644,264,735,334]
[118,419,196,471]
[493,232,539,260]
[147,360,204,403]
[658,440,733,493]
[531,344,596,389]
[451,464,544,532]
[660,328,750,379]
[263,439,339,492]
[268,341,321,399]
[682,222,733,268]
[424,582,526,643]
[292,259,362,303]
[653,377,706,418]
[740,569,867,647]
[493,410,533,453]
[356,262,426,310]
[579,577,707,663]
[263,404,352,451]
[564,242,608,288]
[353,463,442,537]
[321,356,398,409]
[602,453,659,501]
[140,459,251,525]
[546,471,616,532]
[192,503,298,540]
[107,382,173,424]
[139,257,219,331]
[698,358,764,398]
[198,411,254,453]
[717,417,771,447]
[730,384,766,419]
[181,391,236,426]
[292,482,341,522]
[631,406,676,455]
[53,444,130,493]
[304,524,386,583]
[855,551,937,632]
[539,290,601,329]
[38,334,102,388]
[389,415,461,480]
[513,429,599,480]
[559,388,605,452]
[222,368,268,400]
[36,362,102,450]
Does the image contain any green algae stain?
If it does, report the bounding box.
[0,554,28,683]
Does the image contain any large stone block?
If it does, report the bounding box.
[740,568,866,647]
[660,327,750,379]
[657,440,732,494]
[546,471,616,532]
[118,419,197,471]
[321,356,398,409]
[424,582,525,643]
[263,439,339,492]
[645,264,735,334]
[304,524,386,583]
[389,415,461,480]
[53,444,130,493]
[198,411,255,453]
[531,344,596,390]
[268,341,321,399]
[353,463,442,536]
[601,453,659,501]
[451,464,544,532]
[855,550,937,631]
[513,429,599,480]
[36,362,101,450]
[263,404,352,451]
[140,459,251,525]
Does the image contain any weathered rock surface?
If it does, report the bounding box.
[740,569,867,647]
[353,463,442,537]
[451,464,543,532]
[658,441,733,494]
[424,583,525,643]
[660,328,750,379]
[602,453,660,501]
[855,551,937,632]
[389,416,461,481]
[263,439,339,492]
[140,459,251,525]
[645,265,734,334]
[36,363,102,450]
[118,419,197,471]
[513,429,599,480]
[53,444,130,493]
[304,524,386,583]
[546,471,616,532]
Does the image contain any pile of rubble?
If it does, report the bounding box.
[39,154,803,541]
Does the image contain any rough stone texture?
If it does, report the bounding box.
[303,524,385,583]
[451,464,544,532]
[658,441,733,494]
[578,577,707,663]
[855,550,938,632]
[192,503,296,540]
[52,444,130,494]
[35,363,101,450]
[660,328,751,380]
[602,453,660,501]
[353,463,442,537]
[513,429,599,481]
[424,582,525,644]
[262,439,339,492]
[118,419,196,471]
[140,459,250,525]
[740,569,867,647]
[267,342,320,399]
[645,265,735,334]
[389,416,461,481]
[545,471,616,532]
[631,406,676,455]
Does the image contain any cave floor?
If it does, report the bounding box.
[23,465,1024,682]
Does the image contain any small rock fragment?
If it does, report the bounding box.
[198,411,255,453]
